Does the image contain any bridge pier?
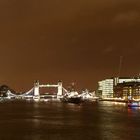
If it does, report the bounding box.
[57,81,63,99]
[34,80,40,96]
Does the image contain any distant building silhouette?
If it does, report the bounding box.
[0,85,15,97]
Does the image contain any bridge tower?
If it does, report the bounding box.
[57,81,62,99]
[34,80,40,96]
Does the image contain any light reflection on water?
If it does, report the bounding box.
[0,101,140,140]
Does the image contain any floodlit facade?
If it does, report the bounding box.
[114,82,140,100]
[98,79,114,98]
[97,77,140,98]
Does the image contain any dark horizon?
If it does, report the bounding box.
[0,0,140,92]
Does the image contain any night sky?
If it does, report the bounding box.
[0,0,140,92]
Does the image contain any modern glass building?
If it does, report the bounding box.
[98,79,114,98]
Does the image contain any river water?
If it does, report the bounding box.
[0,101,140,140]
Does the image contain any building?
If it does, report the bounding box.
[98,79,114,98]
[114,82,140,100]
[97,77,140,98]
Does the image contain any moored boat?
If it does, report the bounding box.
[60,96,83,104]
[128,100,140,107]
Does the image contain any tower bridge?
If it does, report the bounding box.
[33,80,63,99]
[4,81,67,101]
[1,81,97,102]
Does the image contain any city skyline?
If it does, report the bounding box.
[0,0,140,92]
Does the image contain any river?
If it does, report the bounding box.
[0,101,140,140]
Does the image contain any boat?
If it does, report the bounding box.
[60,96,83,104]
[60,90,83,104]
[128,100,140,107]
[79,91,99,102]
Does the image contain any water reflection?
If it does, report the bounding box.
[0,101,140,140]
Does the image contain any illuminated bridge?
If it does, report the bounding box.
[3,81,68,100]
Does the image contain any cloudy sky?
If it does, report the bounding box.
[0,0,140,91]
